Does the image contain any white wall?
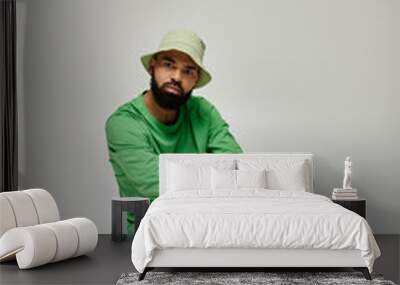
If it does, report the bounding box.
[17,0,400,233]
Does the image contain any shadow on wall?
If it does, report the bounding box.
[313,153,341,196]
[16,0,27,189]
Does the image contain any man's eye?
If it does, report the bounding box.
[163,62,173,69]
[183,69,195,76]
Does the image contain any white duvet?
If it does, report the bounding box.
[131,190,380,273]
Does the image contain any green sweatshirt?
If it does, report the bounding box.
[105,91,242,232]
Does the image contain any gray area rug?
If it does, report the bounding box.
[116,271,396,285]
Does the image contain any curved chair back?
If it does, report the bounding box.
[0,189,60,237]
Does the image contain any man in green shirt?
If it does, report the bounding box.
[105,30,242,233]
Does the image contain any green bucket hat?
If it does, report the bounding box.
[141,30,212,89]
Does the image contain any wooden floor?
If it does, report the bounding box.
[0,234,398,285]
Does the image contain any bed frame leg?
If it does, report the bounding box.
[354,267,371,280]
[138,268,148,281]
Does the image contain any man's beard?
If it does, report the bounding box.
[150,77,192,110]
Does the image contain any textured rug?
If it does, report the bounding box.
[116,271,396,285]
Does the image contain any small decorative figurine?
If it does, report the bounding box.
[342,156,352,189]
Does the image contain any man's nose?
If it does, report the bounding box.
[171,69,182,83]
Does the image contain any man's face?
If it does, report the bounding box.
[149,50,200,110]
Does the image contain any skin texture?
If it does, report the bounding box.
[144,50,200,124]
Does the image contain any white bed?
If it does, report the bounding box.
[131,153,380,281]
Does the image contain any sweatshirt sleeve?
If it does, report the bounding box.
[202,99,243,154]
[105,113,159,199]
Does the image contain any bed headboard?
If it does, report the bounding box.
[159,153,315,195]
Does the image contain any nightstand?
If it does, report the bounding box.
[111,197,150,242]
[332,198,366,218]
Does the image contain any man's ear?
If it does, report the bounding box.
[149,57,157,73]
[194,70,201,86]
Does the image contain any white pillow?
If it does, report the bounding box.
[167,162,211,191]
[267,165,306,191]
[236,169,267,189]
[166,159,236,192]
[237,159,308,191]
[211,168,268,190]
[211,168,236,190]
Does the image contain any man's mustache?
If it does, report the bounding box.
[163,81,183,93]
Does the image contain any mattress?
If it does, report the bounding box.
[131,189,380,273]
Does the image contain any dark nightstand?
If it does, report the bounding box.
[332,198,366,218]
[111,197,150,242]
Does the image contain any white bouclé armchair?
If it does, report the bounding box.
[0,188,98,269]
